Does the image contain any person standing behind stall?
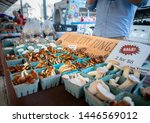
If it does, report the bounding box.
[86,0,148,40]
[12,10,24,26]
[18,9,26,25]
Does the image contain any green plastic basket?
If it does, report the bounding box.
[63,72,93,99]
[115,92,150,106]
[84,83,108,106]
[36,68,61,90]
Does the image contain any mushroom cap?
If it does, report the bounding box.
[113,64,120,69]
[123,66,130,70]
[128,74,140,84]
[96,83,116,101]
[107,60,120,65]
[17,48,24,53]
[96,66,108,74]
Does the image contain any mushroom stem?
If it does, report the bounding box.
[133,68,141,79]
[122,66,130,78]
[119,75,139,90]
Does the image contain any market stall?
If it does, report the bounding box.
[0,31,150,106]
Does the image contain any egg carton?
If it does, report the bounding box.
[63,72,93,99]
[36,68,61,90]
[115,92,150,106]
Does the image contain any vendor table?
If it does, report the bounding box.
[0,42,88,106]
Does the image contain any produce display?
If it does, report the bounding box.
[12,70,38,85]
[62,73,90,87]
[2,36,149,106]
[39,66,56,79]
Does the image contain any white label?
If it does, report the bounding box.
[68,45,77,50]
[106,41,150,67]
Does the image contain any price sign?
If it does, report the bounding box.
[106,41,150,67]
[57,32,120,57]
[68,45,77,50]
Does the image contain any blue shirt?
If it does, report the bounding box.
[86,0,148,38]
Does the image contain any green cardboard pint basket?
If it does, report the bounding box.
[63,72,93,99]
[115,92,150,106]
[36,68,61,90]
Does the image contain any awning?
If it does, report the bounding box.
[0,0,17,13]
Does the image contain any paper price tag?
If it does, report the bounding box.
[106,41,150,67]
[68,45,77,50]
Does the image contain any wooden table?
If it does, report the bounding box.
[0,42,88,106]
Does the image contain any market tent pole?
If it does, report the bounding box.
[43,0,47,20]
[20,0,23,13]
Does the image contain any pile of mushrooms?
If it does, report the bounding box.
[88,66,108,79]
[58,61,76,73]
[12,70,38,85]
[39,66,56,79]
[110,96,134,106]
[88,80,116,101]
[140,86,150,100]
[62,73,90,87]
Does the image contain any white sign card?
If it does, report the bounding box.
[68,45,77,50]
[106,41,150,67]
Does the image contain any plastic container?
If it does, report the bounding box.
[63,72,93,99]
[115,92,150,106]
[36,68,61,90]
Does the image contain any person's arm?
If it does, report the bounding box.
[128,0,148,7]
[86,0,97,11]
[16,16,23,25]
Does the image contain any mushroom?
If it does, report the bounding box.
[28,46,34,51]
[123,96,134,106]
[109,96,134,106]
[96,83,116,101]
[88,67,107,79]
[118,75,140,90]
[34,49,40,53]
[140,87,150,100]
[109,79,119,87]
[113,65,121,71]
[106,60,120,70]
[99,79,110,92]
[109,100,131,106]
[122,66,131,78]
[88,80,99,95]
[88,71,98,76]
[133,68,141,79]
[77,73,90,83]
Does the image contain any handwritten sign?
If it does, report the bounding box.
[56,32,120,57]
[106,41,150,67]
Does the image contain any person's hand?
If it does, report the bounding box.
[87,0,95,4]
[128,0,142,5]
